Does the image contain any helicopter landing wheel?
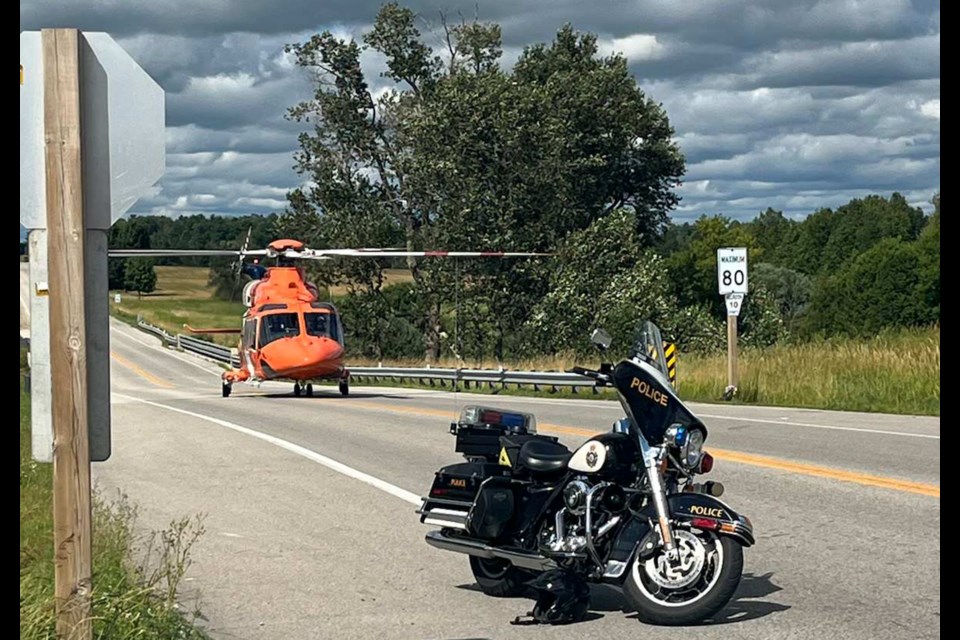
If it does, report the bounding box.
[306,383,314,397]
[222,381,232,398]
[293,382,302,397]
[339,379,349,396]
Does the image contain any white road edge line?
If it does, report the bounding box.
[113,393,423,506]
[695,413,940,440]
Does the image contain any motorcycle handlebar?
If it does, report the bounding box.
[567,366,613,387]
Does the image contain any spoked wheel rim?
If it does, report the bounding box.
[632,530,724,608]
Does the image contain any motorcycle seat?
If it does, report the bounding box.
[519,439,571,474]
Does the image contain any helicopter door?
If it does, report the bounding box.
[241,318,259,377]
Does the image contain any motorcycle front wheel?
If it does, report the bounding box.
[623,529,743,625]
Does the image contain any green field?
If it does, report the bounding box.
[111,266,246,345]
[20,371,207,638]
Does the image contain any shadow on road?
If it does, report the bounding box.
[257,391,413,400]
[703,572,791,625]
[459,571,789,626]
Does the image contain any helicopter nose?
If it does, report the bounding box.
[294,335,344,372]
[304,336,343,363]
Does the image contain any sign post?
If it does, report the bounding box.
[43,29,93,637]
[717,248,748,399]
[21,28,164,639]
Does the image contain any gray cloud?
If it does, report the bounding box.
[21,0,939,221]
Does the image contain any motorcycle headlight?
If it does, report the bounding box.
[681,428,705,468]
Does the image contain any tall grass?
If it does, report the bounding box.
[349,327,940,416]
[678,327,940,415]
[19,377,208,639]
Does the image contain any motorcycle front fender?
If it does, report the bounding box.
[668,492,756,547]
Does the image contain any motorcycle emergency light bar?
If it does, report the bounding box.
[459,406,537,434]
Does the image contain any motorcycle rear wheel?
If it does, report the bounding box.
[469,556,532,597]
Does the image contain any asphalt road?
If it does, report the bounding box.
[94,319,940,640]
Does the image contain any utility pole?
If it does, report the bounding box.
[43,28,93,639]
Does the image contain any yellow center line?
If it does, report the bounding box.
[110,351,176,389]
[336,399,940,499]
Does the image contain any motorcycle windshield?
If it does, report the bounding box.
[631,321,670,381]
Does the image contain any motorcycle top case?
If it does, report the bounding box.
[451,405,539,460]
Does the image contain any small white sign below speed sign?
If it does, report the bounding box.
[717,247,748,295]
[725,293,745,317]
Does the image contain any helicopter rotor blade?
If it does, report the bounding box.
[286,248,553,259]
[108,249,268,258]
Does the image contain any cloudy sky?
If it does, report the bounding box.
[21,0,940,221]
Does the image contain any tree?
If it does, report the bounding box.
[108,259,126,290]
[750,263,811,331]
[123,259,157,298]
[914,197,940,320]
[665,215,759,311]
[282,3,684,360]
[786,194,925,274]
[749,208,797,266]
[808,238,931,335]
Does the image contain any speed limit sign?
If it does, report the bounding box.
[717,247,748,295]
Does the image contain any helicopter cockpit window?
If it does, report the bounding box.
[259,313,300,346]
[305,313,340,342]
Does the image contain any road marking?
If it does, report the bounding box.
[113,394,423,506]
[332,400,940,499]
[112,321,223,376]
[110,351,176,389]
[706,447,940,498]
[696,413,939,440]
[339,386,939,440]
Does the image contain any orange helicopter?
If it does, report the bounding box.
[110,238,547,397]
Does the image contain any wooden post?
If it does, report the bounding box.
[726,314,739,392]
[43,28,93,640]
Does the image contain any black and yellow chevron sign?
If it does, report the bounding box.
[646,341,679,387]
[663,342,678,387]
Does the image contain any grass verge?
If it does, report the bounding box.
[20,374,208,639]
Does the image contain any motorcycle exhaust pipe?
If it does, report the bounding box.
[425,530,557,571]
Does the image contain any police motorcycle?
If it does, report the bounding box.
[418,321,754,625]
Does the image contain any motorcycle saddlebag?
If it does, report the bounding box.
[419,461,507,530]
[466,477,515,539]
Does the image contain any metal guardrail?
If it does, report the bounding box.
[136,315,240,367]
[134,316,596,392]
[177,334,242,368]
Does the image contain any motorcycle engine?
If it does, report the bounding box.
[543,479,626,554]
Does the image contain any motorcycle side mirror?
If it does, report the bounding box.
[590,328,612,352]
